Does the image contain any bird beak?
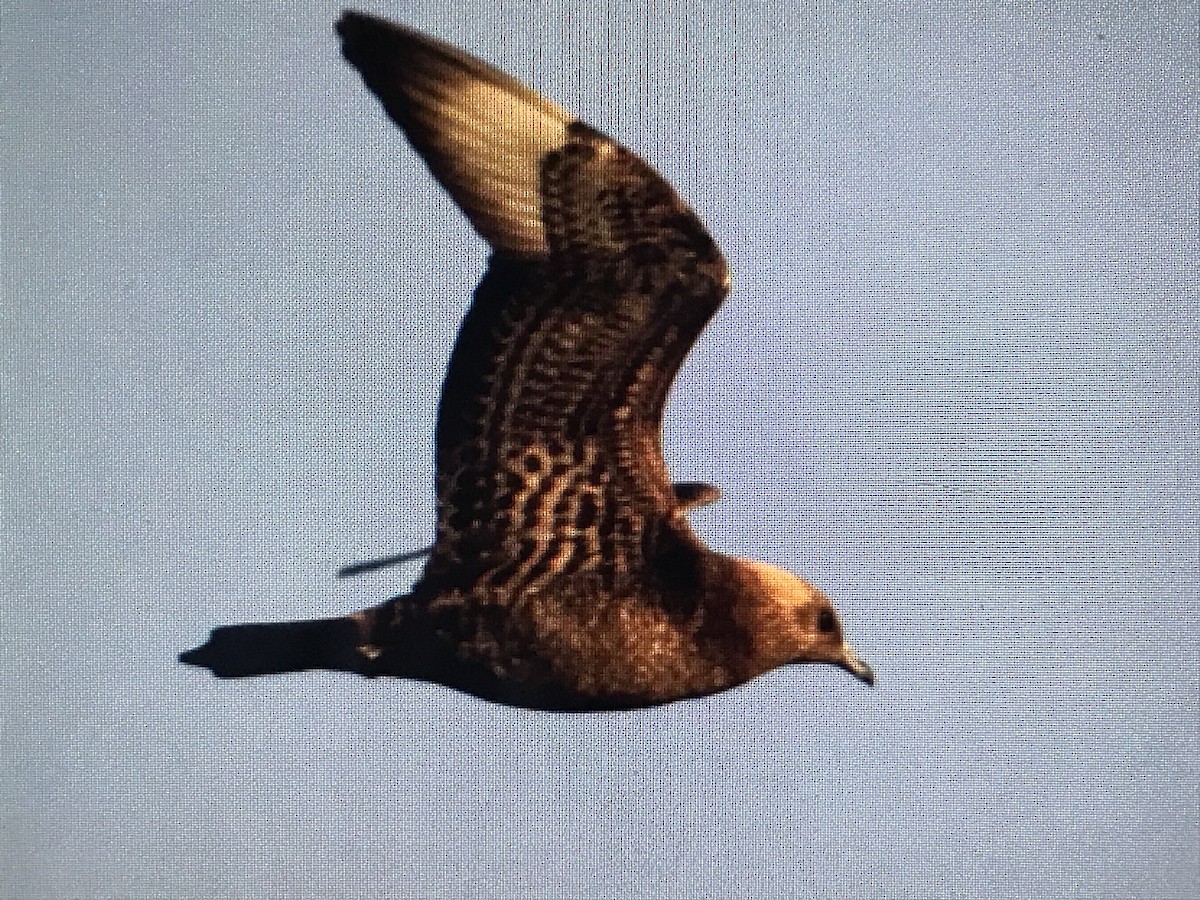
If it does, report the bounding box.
[840,646,875,686]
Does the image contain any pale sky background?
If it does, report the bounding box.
[3,1,1197,898]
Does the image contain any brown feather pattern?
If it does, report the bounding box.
[178,11,874,710]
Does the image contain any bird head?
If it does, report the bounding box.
[736,559,874,685]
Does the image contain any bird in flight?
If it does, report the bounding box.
[180,10,874,710]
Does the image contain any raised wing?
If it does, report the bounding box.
[338,13,730,600]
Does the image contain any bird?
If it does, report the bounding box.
[179,10,874,710]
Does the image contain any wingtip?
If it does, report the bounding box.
[336,10,413,60]
[673,482,722,511]
[335,9,575,257]
[334,9,360,33]
[335,10,416,70]
[335,10,381,54]
[336,545,434,578]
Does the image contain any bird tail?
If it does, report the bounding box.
[179,615,374,678]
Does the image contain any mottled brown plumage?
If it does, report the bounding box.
[179,11,874,710]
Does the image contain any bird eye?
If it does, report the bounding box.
[816,609,838,634]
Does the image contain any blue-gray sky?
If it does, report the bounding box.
[3,1,1197,897]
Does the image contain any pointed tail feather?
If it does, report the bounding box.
[179,617,369,678]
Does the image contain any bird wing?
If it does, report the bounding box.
[338,13,730,602]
